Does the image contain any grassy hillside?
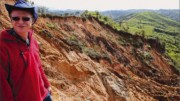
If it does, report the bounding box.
[121,12,180,70]
[81,11,180,70]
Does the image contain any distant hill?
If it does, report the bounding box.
[122,11,179,31]
[101,9,180,22]
[156,9,180,22]
[45,9,179,22]
[42,9,84,17]
[119,11,180,69]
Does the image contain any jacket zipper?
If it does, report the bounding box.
[20,51,28,68]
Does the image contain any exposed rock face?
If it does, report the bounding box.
[0,0,179,101]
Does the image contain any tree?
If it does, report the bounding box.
[95,11,99,17]
[121,22,129,32]
[64,13,69,16]
[104,16,108,22]
[80,10,89,18]
[75,11,80,16]
[38,6,48,16]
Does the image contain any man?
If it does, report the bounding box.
[0,0,52,101]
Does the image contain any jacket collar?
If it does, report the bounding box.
[0,28,33,42]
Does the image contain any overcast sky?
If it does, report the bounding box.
[31,0,179,11]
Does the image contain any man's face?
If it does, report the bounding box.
[10,10,33,35]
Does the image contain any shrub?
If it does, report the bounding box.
[83,47,101,60]
[67,35,79,46]
[121,22,129,32]
[138,51,154,65]
[39,30,53,38]
[143,51,153,61]
[46,22,55,29]
[101,53,112,63]
[147,44,151,50]
[132,38,143,48]
[118,37,127,46]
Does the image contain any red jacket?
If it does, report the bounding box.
[0,29,50,101]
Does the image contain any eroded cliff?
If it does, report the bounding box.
[0,0,179,101]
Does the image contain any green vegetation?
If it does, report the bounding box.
[138,51,154,65]
[83,47,101,59]
[118,37,127,46]
[67,35,79,46]
[81,10,121,30]
[120,12,180,70]
[46,22,59,30]
[82,46,111,63]
[46,22,55,29]
[39,30,53,38]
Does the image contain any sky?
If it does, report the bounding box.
[31,0,179,11]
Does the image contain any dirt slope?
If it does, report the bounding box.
[0,0,179,101]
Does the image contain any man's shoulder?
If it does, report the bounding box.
[0,29,10,38]
[0,29,8,41]
[0,29,16,41]
[0,29,8,35]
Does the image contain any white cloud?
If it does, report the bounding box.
[31,0,179,11]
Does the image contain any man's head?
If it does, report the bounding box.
[5,0,38,23]
[5,0,38,34]
[10,9,34,35]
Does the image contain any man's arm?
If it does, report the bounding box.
[39,63,50,89]
[34,38,51,93]
[0,48,14,101]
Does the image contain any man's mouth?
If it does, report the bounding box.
[18,26,25,28]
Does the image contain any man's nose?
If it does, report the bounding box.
[18,19,24,23]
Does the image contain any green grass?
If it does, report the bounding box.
[122,12,180,70]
